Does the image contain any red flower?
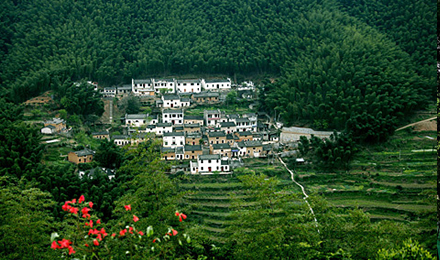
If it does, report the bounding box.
[97,219,101,224]
[81,207,90,215]
[78,195,85,204]
[129,226,134,234]
[67,246,75,255]
[181,213,187,220]
[72,199,77,204]
[138,231,144,236]
[89,201,93,208]
[97,234,102,241]
[133,215,139,222]
[175,211,180,216]
[62,203,70,211]
[93,239,99,246]
[88,220,93,228]
[111,233,116,237]
[58,239,71,249]
[69,207,79,215]
[119,229,127,236]
[51,241,60,250]
[172,229,178,236]
[152,239,156,243]
[88,228,99,235]
[100,228,108,237]
[85,243,89,247]
[124,205,131,211]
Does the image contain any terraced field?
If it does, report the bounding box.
[179,176,299,241]
[178,130,436,245]
[296,130,436,223]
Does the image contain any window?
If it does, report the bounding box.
[201,167,203,170]
[208,160,211,163]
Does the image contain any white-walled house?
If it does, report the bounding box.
[162,109,184,125]
[160,94,191,108]
[203,79,231,92]
[176,79,202,93]
[154,79,175,94]
[101,87,116,97]
[132,79,155,96]
[190,154,230,174]
[204,109,221,126]
[125,114,157,127]
[154,123,173,136]
[163,132,185,148]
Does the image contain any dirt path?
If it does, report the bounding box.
[277,156,320,233]
[395,117,436,132]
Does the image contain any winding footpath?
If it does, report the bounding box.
[277,156,320,233]
[395,116,436,132]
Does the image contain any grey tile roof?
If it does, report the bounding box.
[193,92,219,98]
[238,131,253,136]
[212,143,231,149]
[156,123,172,127]
[162,94,180,100]
[184,145,202,151]
[184,115,204,120]
[134,79,153,84]
[163,109,183,114]
[163,132,185,137]
[73,149,95,156]
[220,122,236,127]
[126,114,149,120]
[199,154,221,160]
[238,140,263,147]
[208,131,226,137]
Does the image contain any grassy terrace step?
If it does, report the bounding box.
[185,195,253,202]
[190,210,233,219]
[329,199,434,213]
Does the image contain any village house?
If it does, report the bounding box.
[184,145,203,160]
[237,140,263,158]
[204,109,221,126]
[154,122,173,136]
[211,143,231,157]
[161,147,176,161]
[163,132,185,148]
[235,131,254,142]
[192,92,220,103]
[184,115,204,126]
[101,87,116,98]
[112,135,131,146]
[226,133,239,145]
[175,147,185,160]
[207,131,227,145]
[176,79,202,93]
[117,84,132,96]
[173,125,185,132]
[92,131,110,141]
[233,118,254,132]
[154,78,175,94]
[184,123,201,133]
[41,125,57,135]
[162,109,184,125]
[219,121,236,134]
[203,79,231,92]
[132,79,155,96]
[125,114,157,127]
[68,149,95,164]
[159,94,191,108]
[190,154,230,174]
[43,118,66,133]
[185,132,202,145]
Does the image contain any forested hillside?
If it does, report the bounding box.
[0,0,435,106]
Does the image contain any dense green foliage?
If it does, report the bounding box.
[298,132,357,170]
